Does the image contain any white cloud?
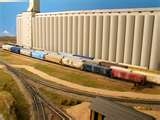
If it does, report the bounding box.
[0,0,27,2]
[0,30,13,36]
[3,30,9,34]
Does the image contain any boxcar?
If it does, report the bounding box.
[10,46,21,54]
[58,52,73,57]
[31,50,47,60]
[73,54,94,60]
[2,44,14,51]
[111,66,146,85]
[95,59,128,68]
[119,63,147,71]
[45,53,63,64]
[83,63,95,72]
[83,63,112,77]
[62,57,84,70]
[93,65,112,77]
[20,48,32,56]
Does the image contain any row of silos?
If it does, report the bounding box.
[17,10,160,70]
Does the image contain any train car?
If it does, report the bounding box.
[83,63,95,72]
[95,59,128,68]
[93,65,112,77]
[119,63,147,71]
[58,52,73,57]
[10,46,21,54]
[2,44,14,51]
[62,57,84,70]
[83,63,112,77]
[31,50,47,60]
[111,66,146,85]
[45,53,64,64]
[131,70,160,85]
[73,54,94,60]
[20,48,32,56]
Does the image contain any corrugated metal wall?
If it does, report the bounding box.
[17,10,160,70]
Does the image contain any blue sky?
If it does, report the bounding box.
[0,0,160,36]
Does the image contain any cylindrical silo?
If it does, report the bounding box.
[63,15,68,52]
[83,15,90,56]
[42,16,46,50]
[149,14,160,70]
[17,18,19,44]
[72,15,78,54]
[95,15,103,59]
[58,16,63,52]
[32,17,36,48]
[16,18,19,45]
[35,17,38,49]
[108,15,118,61]
[54,15,58,52]
[77,15,84,55]
[116,15,126,63]
[89,15,96,57]
[132,15,144,66]
[45,16,50,51]
[124,15,135,64]
[17,18,20,45]
[39,16,43,49]
[67,16,73,53]
[140,15,154,68]
[50,16,54,51]
[102,14,110,60]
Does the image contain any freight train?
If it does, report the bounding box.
[2,44,159,86]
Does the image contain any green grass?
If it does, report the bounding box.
[1,50,160,94]
[39,87,82,107]
[22,64,131,92]
[0,69,30,120]
[0,91,16,120]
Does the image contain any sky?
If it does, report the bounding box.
[0,0,160,36]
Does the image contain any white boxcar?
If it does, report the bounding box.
[45,53,64,64]
[62,57,84,70]
[131,70,160,85]
[20,48,33,56]
[2,44,14,51]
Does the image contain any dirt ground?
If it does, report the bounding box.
[1,50,160,94]
[10,64,160,101]
[66,102,91,120]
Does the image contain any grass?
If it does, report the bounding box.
[0,50,37,65]
[33,63,133,91]
[1,50,160,94]
[0,69,30,120]
[0,91,16,120]
[39,87,82,107]
[0,50,132,91]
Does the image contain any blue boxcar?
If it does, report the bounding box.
[10,46,21,54]
[83,63,111,77]
[93,65,112,77]
[73,54,94,60]
[83,63,94,72]
[31,50,47,60]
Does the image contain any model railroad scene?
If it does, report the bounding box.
[0,0,160,120]
[0,40,160,120]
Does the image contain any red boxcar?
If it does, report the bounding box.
[111,67,146,85]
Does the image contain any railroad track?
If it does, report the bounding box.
[1,60,160,110]
[0,60,72,120]
[3,62,159,107]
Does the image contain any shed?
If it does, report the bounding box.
[90,97,155,120]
